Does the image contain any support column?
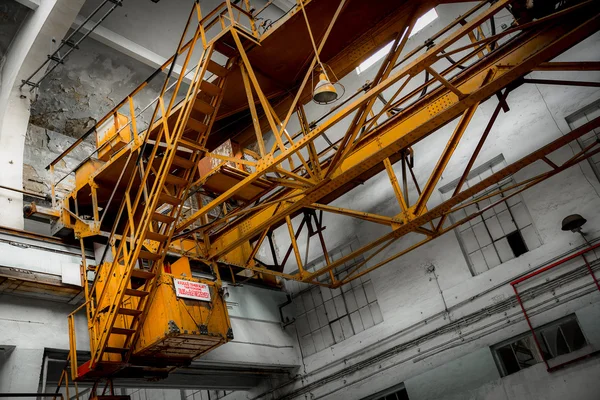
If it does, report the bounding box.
[0,0,85,229]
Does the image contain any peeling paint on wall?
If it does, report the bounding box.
[30,36,163,137]
[24,124,95,199]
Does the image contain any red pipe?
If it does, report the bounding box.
[511,241,600,286]
[582,254,600,292]
[512,285,550,370]
[510,240,600,372]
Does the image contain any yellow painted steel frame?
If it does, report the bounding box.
[133,258,232,362]
[61,0,259,381]
[170,0,599,285]
[49,0,600,380]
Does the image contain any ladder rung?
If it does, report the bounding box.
[111,327,136,336]
[165,174,188,187]
[145,230,169,242]
[138,249,161,261]
[193,99,215,116]
[131,268,156,280]
[124,288,150,297]
[158,193,181,206]
[172,155,195,169]
[105,346,128,354]
[207,60,228,77]
[48,55,64,64]
[21,80,39,88]
[61,39,79,49]
[187,117,208,134]
[118,307,142,316]
[214,41,237,57]
[178,138,205,152]
[200,80,222,97]
[152,212,176,224]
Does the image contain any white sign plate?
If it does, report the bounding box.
[174,279,211,302]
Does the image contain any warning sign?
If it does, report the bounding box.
[174,279,211,302]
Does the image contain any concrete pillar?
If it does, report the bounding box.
[0,347,44,396]
[0,0,84,229]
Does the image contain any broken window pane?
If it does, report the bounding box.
[492,315,589,377]
[440,156,541,276]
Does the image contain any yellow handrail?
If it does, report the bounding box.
[67,299,90,379]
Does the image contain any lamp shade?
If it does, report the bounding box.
[561,214,587,232]
[313,73,338,104]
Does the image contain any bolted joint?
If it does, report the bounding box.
[199,324,209,335]
[168,320,181,334]
[226,328,234,340]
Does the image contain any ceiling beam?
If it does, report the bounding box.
[15,0,39,10]
[272,0,295,12]
[71,15,187,79]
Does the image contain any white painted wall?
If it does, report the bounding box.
[404,347,600,400]
[0,295,88,395]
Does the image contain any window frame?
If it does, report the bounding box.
[439,155,541,276]
[292,244,384,357]
[491,314,595,377]
[361,383,410,400]
[565,98,600,183]
[355,8,439,75]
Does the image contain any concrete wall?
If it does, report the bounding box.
[0,0,30,84]
[0,295,88,393]
[29,36,163,137]
[404,347,600,400]
[197,283,300,369]
[24,124,95,202]
[402,302,600,400]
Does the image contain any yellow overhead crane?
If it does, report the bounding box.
[35,0,600,390]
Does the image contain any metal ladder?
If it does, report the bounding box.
[83,10,235,373]
[21,0,124,91]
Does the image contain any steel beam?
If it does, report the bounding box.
[202,4,600,265]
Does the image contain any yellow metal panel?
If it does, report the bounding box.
[97,113,132,162]
[93,262,133,363]
[74,159,104,191]
[170,256,193,278]
[133,258,231,363]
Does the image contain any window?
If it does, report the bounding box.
[361,384,410,400]
[439,155,541,276]
[356,8,438,74]
[184,389,233,400]
[293,244,384,357]
[565,98,600,182]
[129,389,234,400]
[492,315,590,377]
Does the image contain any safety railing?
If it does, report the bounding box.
[67,300,90,380]
[46,0,262,219]
[52,0,263,380]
